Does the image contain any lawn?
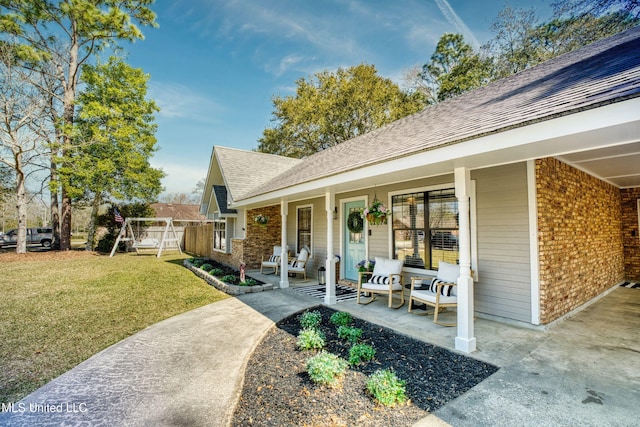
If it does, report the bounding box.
[0,250,229,403]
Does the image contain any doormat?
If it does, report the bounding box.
[620,282,640,289]
[294,284,358,302]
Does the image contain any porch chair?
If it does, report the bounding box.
[357,257,405,309]
[408,261,458,326]
[260,245,285,275]
[288,246,310,280]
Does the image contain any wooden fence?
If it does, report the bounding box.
[184,224,212,257]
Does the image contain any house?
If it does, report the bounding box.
[200,27,640,353]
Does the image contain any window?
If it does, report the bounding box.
[297,206,312,252]
[392,188,458,270]
[213,219,226,252]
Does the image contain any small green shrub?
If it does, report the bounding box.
[306,351,348,387]
[366,369,407,407]
[337,325,362,344]
[297,328,326,350]
[210,268,224,276]
[221,274,237,284]
[348,343,376,366]
[299,310,322,330]
[200,263,213,272]
[329,311,353,327]
[239,278,258,286]
[192,259,204,267]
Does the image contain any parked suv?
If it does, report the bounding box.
[0,227,53,248]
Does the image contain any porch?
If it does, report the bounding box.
[236,282,640,425]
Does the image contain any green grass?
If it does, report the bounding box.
[0,252,229,403]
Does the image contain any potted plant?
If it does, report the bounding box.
[363,199,388,225]
[356,259,376,273]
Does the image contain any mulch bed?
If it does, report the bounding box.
[232,305,498,427]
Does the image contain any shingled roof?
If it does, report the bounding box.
[239,26,640,201]
[214,146,302,201]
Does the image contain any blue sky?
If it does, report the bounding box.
[125,0,551,197]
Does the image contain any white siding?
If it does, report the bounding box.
[472,163,532,322]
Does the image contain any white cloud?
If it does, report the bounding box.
[149,81,224,123]
[153,160,208,196]
[434,0,480,50]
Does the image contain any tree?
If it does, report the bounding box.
[258,63,426,158]
[0,0,157,250]
[420,33,493,102]
[422,5,639,103]
[486,6,540,78]
[192,178,205,201]
[488,7,638,78]
[0,42,50,253]
[552,0,640,19]
[68,56,164,250]
[160,192,199,204]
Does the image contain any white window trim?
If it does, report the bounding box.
[213,218,230,254]
[387,182,477,279]
[296,204,313,256]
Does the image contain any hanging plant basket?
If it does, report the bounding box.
[347,211,364,233]
[363,198,388,226]
[366,213,387,226]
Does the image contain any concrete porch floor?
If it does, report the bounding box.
[247,270,640,426]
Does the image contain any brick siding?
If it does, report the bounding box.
[243,206,282,269]
[621,188,640,281]
[536,158,624,324]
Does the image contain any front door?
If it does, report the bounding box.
[343,200,366,281]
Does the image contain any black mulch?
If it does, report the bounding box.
[231,305,498,427]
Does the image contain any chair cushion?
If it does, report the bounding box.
[372,257,403,283]
[262,261,277,267]
[411,289,457,304]
[429,278,455,296]
[268,255,279,262]
[362,282,403,291]
[436,261,459,283]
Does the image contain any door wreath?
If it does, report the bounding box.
[347,211,364,233]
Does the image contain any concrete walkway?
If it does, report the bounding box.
[0,284,638,426]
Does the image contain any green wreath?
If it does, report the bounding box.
[347,211,364,233]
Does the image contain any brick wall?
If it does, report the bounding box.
[536,158,624,324]
[244,206,282,269]
[621,188,640,280]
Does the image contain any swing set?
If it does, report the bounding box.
[109,217,183,258]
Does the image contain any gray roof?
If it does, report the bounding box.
[240,26,640,201]
[213,185,237,215]
[214,146,302,201]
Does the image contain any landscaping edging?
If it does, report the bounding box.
[183,259,275,296]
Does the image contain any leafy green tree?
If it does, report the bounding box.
[258,63,426,158]
[67,56,164,250]
[421,33,493,102]
[0,0,157,250]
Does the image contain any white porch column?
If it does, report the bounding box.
[455,167,476,353]
[279,200,289,288]
[324,192,337,305]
